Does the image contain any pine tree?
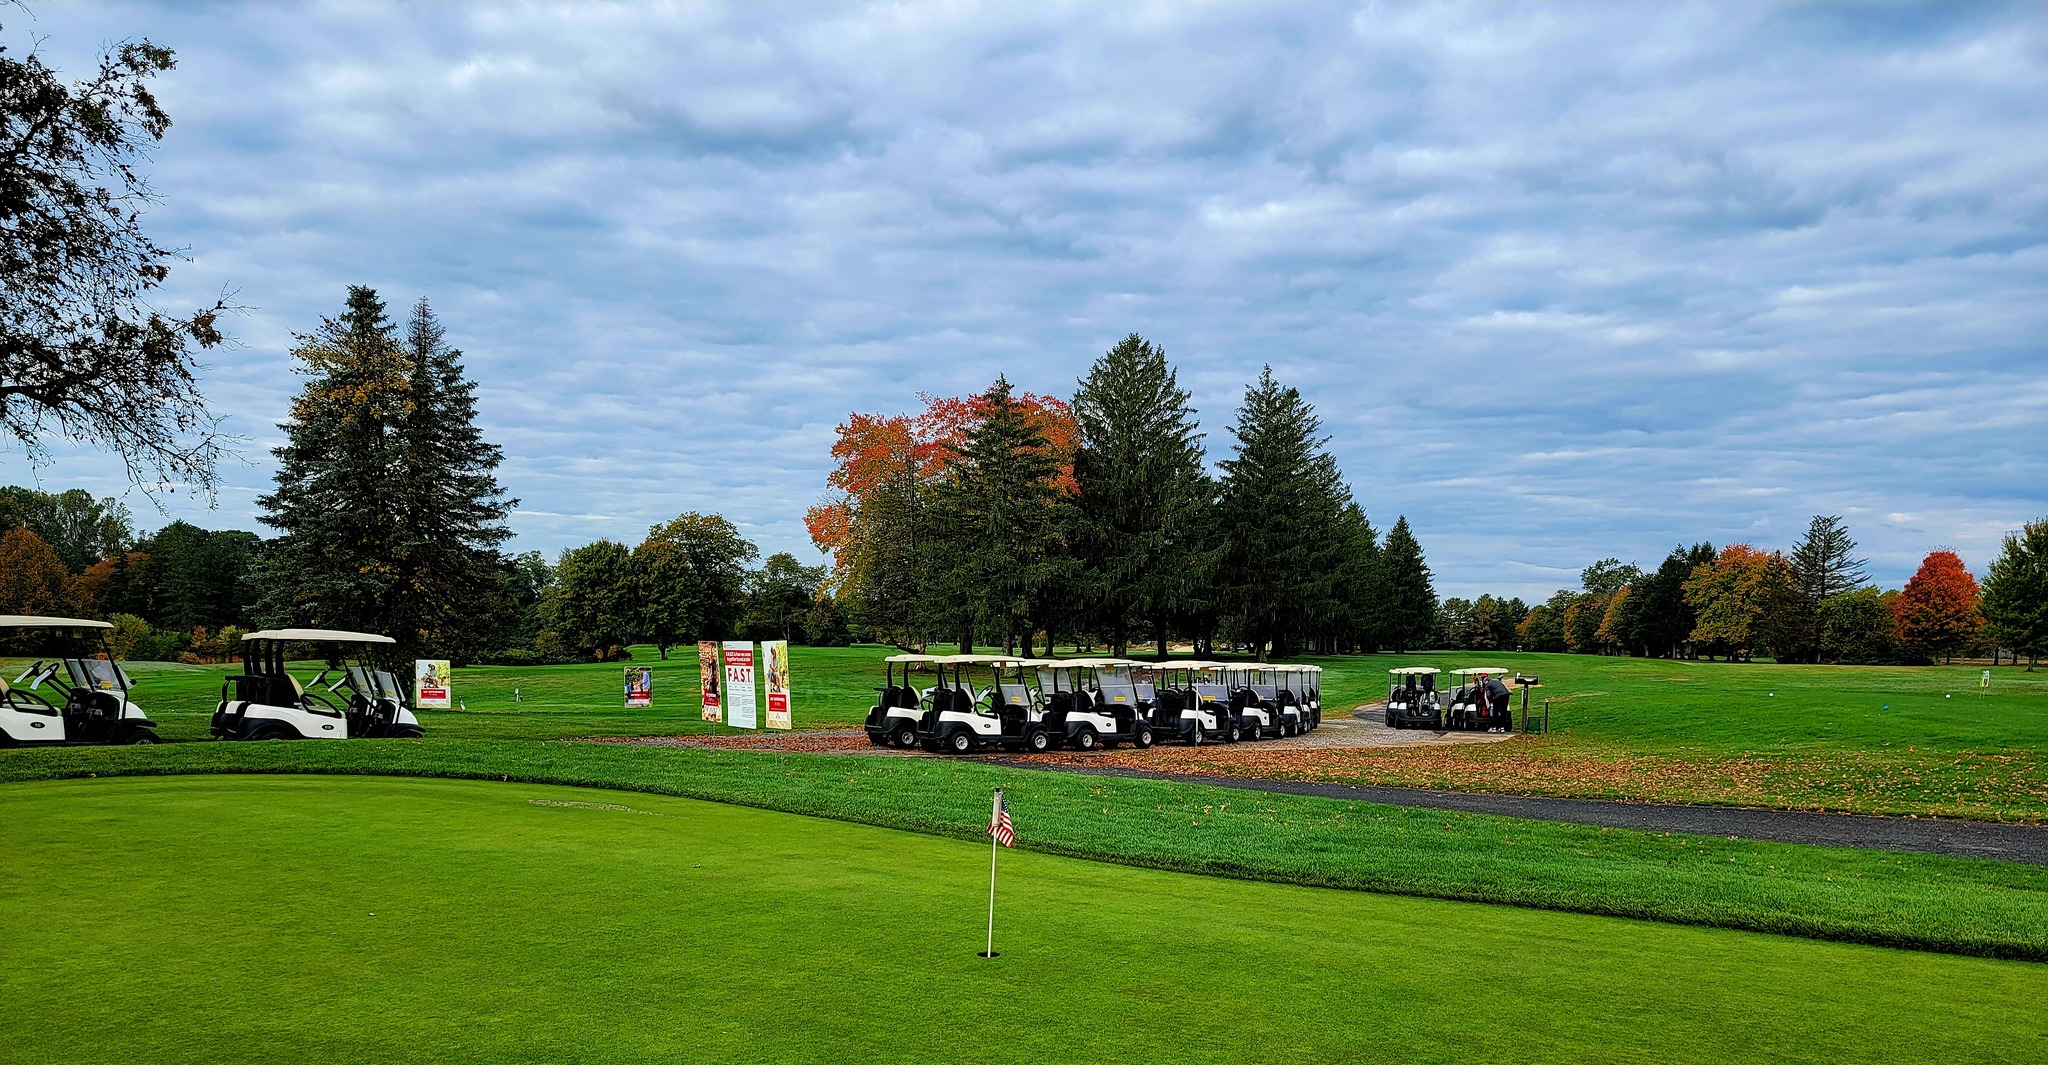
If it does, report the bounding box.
[257,286,411,637]
[1070,334,1210,656]
[258,288,515,664]
[1788,515,1868,663]
[1981,518,2048,670]
[1377,516,1436,652]
[1330,502,1382,651]
[929,376,1063,653]
[386,298,517,662]
[1215,367,1345,657]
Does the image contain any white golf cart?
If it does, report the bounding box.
[1273,664,1320,731]
[1385,667,1442,729]
[1229,664,1304,738]
[1034,659,1157,751]
[865,652,940,748]
[212,629,425,741]
[1149,660,1243,744]
[913,655,1059,755]
[1,615,160,746]
[1446,667,1515,732]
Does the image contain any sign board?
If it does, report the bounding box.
[1983,670,1992,689]
[723,641,757,730]
[624,666,653,708]
[698,641,723,722]
[414,660,452,708]
[763,640,791,730]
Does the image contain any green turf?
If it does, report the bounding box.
[2,775,2042,1065]
[11,645,2044,817]
[5,741,2044,959]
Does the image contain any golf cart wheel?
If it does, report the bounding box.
[891,724,917,748]
[1225,723,1240,743]
[247,725,291,742]
[1026,728,1050,754]
[126,727,160,745]
[1072,727,1099,752]
[1133,726,1154,749]
[946,729,975,755]
[1188,723,1204,747]
[866,731,888,747]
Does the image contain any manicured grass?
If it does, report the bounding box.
[4,740,2044,960]
[2,775,2043,1065]
[13,645,2045,817]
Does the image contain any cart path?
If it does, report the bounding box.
[988,758,2048,865]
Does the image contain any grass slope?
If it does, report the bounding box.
[5,740,2044,960]
[4,775,2044,1065]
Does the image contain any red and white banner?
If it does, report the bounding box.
[723,641,757,730]
[763,640,791,730]
[624,665,653,708]
[698,641,722,723]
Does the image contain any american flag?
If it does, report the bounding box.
[988,789,1014,848]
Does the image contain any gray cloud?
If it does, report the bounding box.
[6,0,2044,598]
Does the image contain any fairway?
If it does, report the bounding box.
[4,776,2045,1064]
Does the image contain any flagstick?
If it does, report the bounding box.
[983,826,999,958]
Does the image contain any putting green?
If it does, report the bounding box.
[2,777,2043,1064]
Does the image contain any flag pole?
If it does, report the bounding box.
[982,787,1000,958]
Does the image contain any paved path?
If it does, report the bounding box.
[991,759,2048,864]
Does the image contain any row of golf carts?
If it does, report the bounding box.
[865,655,1324,754]
[0,615,423,747]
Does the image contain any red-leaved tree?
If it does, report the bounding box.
[1894,549,1983,663]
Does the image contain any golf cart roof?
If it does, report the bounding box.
[883,653,943,663]
[1058,658,1137,669]
[1154,659,1218,669]
[1449,667,1511,677]
[1390,666,1441,675]
[0,615,112,631]
[243,628,396,644]
[940,654,1048,666]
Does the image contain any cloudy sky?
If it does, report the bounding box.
[7,1,2044,598]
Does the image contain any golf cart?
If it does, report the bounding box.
[0,615,160,746]
[1149,660,1243,744]
[913,655,1059,755]
[1385,667,1442,730]
[212,629,425,740]
[1446,668,1514,732]
[865,652,941,748]
[1274,664,1320,731]
[1034,660,1158,751]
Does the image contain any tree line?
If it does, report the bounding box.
[1437,514,2048,668]
[805,335,1437,658]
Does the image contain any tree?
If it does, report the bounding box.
[1596,586,1632,651]
[1377,516,1436,653]
[1627,542,1714,658]
[1,20,229,489]
[1785,515,1867,663]
[1820,587,1903,665]
[1684,544,1798,660]
[744,552,828,643]
[1436,597,1473,650]
[1215,367,1348,657]
[635,513,759,658]
[0,526,69,614]
[134,520,259,631]
[1981,518,2048,670]
[1070,334,1211,656]
[1894,550,1983,664]
[257,289,514,663]
[1562,592,1605,653]
[257,287,411,636]
[927,376,1066,654]
[1580,558,1640,599]
[1517,602,1566,653]
[69,549,152,618]
[381,298,517,661]
[540,540,636,660]
[1328,503,1383,652]
[0,486,133,572]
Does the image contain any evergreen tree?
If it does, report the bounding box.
[1787,515,1867,663]
[1378,516,1436,653]
[1330,502,1383,651]
[1625,542,1714,658]
[1981,518,2048,670]
[929,376,1064,653]
[1070,334,1210,656]
[258,287,514,664]
[257,286,410,637]
[135,521,261,631]
[1215,367,1345,657]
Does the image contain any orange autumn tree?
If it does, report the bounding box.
[1894,549,1983,663]
[1683,543,1799,660]
[806,390,1076,647]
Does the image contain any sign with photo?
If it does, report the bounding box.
[414,660,452,708]
[698,641,723,722]
[624,665,653,708]
[763,640,791,730]
[723,641,757,730]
